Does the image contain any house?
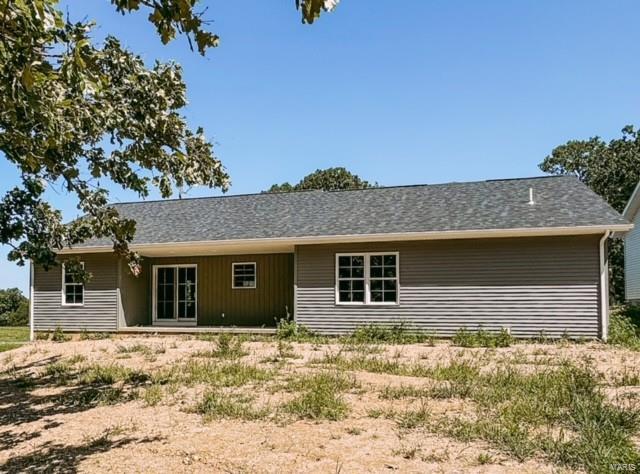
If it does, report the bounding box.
[623,181,640,303]
[30,176,632,340]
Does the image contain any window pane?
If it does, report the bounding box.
[352,279,364,291]
[370,291,383,302]
[352,267,364,278]
[339,280,351,291]
[383,280,396,291]
[339,291,351,302]
[370,266,382,278]
[370,280,383,291]
[370,255,382,266]
[338,256,350,267]
[384,255,396,266]
[351,291,365,302]
[384,267,396,278]
[351,256,364,267]
[338,267,351,278]
[383,291,397,302]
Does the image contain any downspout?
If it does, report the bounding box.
[599,231,611,342]
[29,261,34,342]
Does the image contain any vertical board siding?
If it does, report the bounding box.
[295,236,601,338]
[120,253,293,327]
[625,211,640,301]
[33,253,118,331]
[118,258,149,327]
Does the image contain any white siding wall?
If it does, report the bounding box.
[625,210,640,301]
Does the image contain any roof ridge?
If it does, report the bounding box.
[109,175,565,206]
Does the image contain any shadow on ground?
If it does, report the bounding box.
[0,434,163,473]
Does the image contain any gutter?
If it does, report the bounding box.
[599,231,611,342]
[29,261,34,342]
[57,223,634,255]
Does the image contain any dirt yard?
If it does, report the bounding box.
[0,334,639,473]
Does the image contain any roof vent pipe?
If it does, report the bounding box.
[528,187,535,205]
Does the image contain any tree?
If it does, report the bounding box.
[0,288,28,326]
[539,125,640,303]
[0,0,338,276]
[266,167,376,193]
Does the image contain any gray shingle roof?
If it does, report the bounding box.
[79,176,629,247]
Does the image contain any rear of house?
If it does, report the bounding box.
[31,176,632,339]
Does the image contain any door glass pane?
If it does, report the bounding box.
[156,268,175,319]
[178,267,196,319]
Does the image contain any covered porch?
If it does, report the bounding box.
[117,242,294,330]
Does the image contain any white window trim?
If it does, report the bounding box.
[152,264,198,323]
[232,262,257,289]
[335,252,400,306]
[61,262,85,307]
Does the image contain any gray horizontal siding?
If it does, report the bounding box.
[33,253,118,332]
[295,236,602,338]
[626,210,640,301]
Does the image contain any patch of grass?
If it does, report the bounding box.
[452,327,514,348]
[395,401,431,429]
[284,371,357,421]
[0,326,29,342]
[51,326,71,343]
[379,384,431,400]
[154,360,273,387]
[345,426,363,435]
[35,331,50,341]
[423,362,640,472]
[0,342,23,353]
[195,389,269,421]
[275,318,327,342]
[0,326,29,352]
[612,369,640,387]
[609,305,640,350]
[350,323,432,345]
[477,453,493,465]
[79,330,111,340]
[142,384,164,406]
[78,363,149,385]
[193,333,247,359]
[58,386,132,407]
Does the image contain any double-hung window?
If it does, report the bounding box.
[62,262,84,306]
[336,253,399,305]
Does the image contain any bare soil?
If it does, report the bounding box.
[0,336,637,473]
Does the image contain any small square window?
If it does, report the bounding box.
[233,263,256,289]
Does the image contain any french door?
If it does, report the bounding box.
[153,265,197,322]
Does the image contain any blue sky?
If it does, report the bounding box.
[2,0,639,293]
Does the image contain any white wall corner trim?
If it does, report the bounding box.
[29,261,34,342]
[599,231,611,342]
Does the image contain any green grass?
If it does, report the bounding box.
[153,360,274,387]
[284,371,358,421]
[193,333,247,359]
[350,323,434,345]
[609,305,640,350]
[0,326,29,342]
[142,384,164,406]
[0,326,29,352]
[195,389,269,421]
[452,327,514,348]
[376,360,640,473]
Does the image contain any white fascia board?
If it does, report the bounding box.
[56,224,634,255]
